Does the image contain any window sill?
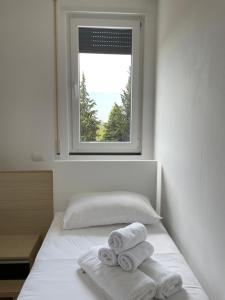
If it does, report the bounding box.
[54,154,153,162]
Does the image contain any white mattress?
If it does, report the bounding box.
[18,213,209,300]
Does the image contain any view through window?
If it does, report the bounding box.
[79,27,132,143]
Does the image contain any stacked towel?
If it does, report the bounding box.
[99,222,152,271]
[108,222,148,254]
[139,257,183,299]
[98,246,118,266]
[118,241,154,272]
[78,247,157,300]
[78,222,183,300]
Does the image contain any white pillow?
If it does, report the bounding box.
[63,191,161,229]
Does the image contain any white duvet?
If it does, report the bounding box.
[18,213,209,300]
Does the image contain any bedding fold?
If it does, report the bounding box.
[78,247,157,300]
[108,222,148,254]
[98,246,118,266]
[118,241,154,272]
[139,257,183,299]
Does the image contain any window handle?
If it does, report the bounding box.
[73,83,79,99]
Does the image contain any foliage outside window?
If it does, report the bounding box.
[80,68,131,143]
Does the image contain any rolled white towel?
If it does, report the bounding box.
[118,241,154,272]
[108,222,148,254]
[78,247,157,300]
[98,246,118,266]
[139,257,183,299]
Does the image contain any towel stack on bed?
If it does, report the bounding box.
[100,223,153,271]
[78,222,183,300]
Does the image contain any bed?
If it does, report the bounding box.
[1,168,208,299]
[18,212,209,300]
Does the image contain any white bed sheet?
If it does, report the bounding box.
[18,213,209,300]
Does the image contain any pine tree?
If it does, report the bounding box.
[103,69,131,142]
[80,73,100,141]
[120,68,131,141]
[103,103,126,141]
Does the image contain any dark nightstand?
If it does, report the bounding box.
[0,235,41,300]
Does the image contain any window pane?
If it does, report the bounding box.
[79,53,132,143]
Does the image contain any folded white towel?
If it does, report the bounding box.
[118,241,154,272]
[108,222,148,254]
[139,257,183,299]
[78,247,156,300]
[98,246,118,266]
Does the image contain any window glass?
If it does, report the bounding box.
[79,53,131,142]
[79,27,132,143]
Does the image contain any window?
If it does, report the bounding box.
[58,15,143,155]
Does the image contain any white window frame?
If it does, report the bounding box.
[57,12,143,157]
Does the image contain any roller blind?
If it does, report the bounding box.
[79,27,132,55]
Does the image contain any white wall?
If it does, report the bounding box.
[0,0,56,170]
[155,1,225,299]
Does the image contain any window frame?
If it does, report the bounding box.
[57,12,144,157]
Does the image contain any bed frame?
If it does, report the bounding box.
[0,163,161,237]
[53,160,161,214]
[0,171,53,236]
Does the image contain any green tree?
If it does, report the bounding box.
[96,122,106,141]
[103,68,131,142]
[80,73,100,141]
[120,68,131,141]
[103,103,126,141]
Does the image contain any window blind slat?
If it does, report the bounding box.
[79,28,132,55]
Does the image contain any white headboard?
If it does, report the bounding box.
[53,160,161,213]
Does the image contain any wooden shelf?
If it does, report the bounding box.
[0,280,24,299]
[0,235,41,262]
[0,234,42,299]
